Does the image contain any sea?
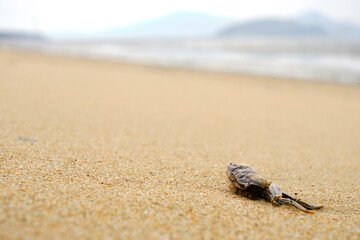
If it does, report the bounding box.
[1,36,360,84]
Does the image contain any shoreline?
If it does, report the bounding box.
[0,45,358,88]
[1,41,359,86]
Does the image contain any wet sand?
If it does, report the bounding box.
[0,49,359,239]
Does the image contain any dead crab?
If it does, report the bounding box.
[227,163,323,213]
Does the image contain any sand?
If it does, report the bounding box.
[0,48,359,239]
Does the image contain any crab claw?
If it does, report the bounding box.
[282,192,324,210]
[276,197,314,213]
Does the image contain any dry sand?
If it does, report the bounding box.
[0,49,359,239]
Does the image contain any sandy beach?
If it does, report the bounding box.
[0,49,359,239]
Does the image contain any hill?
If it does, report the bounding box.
[217,13,360,37]
[0,31,45,40]
[103,11,231,38]
[218,19,325,36]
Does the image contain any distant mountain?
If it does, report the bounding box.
[218,19,325,36]
[0,30,45,40]
[296,12,332,26]
[218,12,360,37]
[48,11,360,39]
[103,11,232,38]
[296,12,360,37]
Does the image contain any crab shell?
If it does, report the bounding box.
[227,163,269,190]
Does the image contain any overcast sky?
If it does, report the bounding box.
[1,0,359,35]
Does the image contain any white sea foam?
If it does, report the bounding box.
[2,37,360,84]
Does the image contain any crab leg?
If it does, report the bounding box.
[282,192,323,210]
[276,197,314,213]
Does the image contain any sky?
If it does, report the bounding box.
[1,0,360,35]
